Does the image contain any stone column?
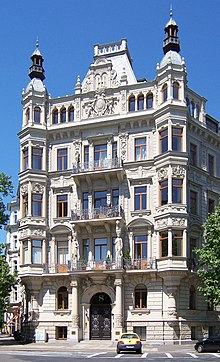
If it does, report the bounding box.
[70,279,79,342]
[114,278,123,337]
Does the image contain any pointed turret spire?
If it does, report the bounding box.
[29,38,45,81]
[163,7,180,54]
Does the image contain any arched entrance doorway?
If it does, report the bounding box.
[90,292,111,340]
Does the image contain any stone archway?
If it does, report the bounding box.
[90,292,111,340]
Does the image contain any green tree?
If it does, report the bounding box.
[195,203,220,306]
[0,172,17,325]
[0,172,13,228]
[0,244,17,323]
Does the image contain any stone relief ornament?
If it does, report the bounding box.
[20,184,28,195]
[172,165,185,178]
[158,168,168,181]
[85,90,116,117]
[119,132,128,161]
[156,218,168,228]
[33,183,44,193]
[172,218,185,227]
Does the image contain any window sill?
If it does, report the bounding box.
[54,310,71,316]
[131,210,151,217]
[131,308,150,315]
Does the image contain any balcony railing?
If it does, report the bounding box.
[71,205,124,221]
[73,158,123,174]
[42,257,157,274]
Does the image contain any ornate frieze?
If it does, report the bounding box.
[158,168,168,181]
[172,165,185,178]
[84,90,117,118]
[20,184,28,195]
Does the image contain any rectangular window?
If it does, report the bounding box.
[159,180,168,205]
[23,149,29,170]
[32,147,43,170]
[94,144,107,168]
[84,145,89,164]
[14,211,18,223]
[94,238,107,262]
[172,230,183,256]
[57,195,68,217]
[190,190,197,214]
[172,127,182,151]
[208,198,215,214]
[32,193,42,216]
[23,240,28,264]
[134,186,147,210]
[159,129,168,153]
[112,189,119,206]
[94,191,107,209]
[160,231,168,257]
[83,239,89,260]
[31,240,42,264]
[172,179,183,203]
[190,143,197,166]
[208,154,214,175]
[135,138,146,161]
[57,241,68,264]
[57,148,68,171]
[112,142,117,159]
[134,235,148,259]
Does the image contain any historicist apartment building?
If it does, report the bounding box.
[8,12,220,342]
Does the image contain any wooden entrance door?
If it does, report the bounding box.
[90,293,111,340]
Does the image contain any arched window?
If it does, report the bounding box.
[25,108,30,123]
[146,93,153,109]
[68,106,74,122]
[60,108,66,123]
[128,96,135,112]
[137,94,144,110]
[195,105,200,119]
[190,102,195,118]
[186,97,190,107]
[173,82,179,100]
[134,284,147,309]
[57,286,68,310]
[52,109,58,124]
[34,107,41,123]
[162,84,168,102]
[189,285,196,310]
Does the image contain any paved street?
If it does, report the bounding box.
[1,350,220,362]
[1,335,220,362]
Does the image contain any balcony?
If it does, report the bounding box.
[71,205,124,222]
[72,159,124,184]
[42,257,157,274]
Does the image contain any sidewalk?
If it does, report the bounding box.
[0,335,195,353]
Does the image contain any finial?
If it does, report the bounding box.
[170,4,173,18]
[36,36,39,49]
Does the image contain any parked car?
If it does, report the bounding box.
[195,334,220,353]
[116,332,142,354]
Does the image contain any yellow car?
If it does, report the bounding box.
[116,332,142,354]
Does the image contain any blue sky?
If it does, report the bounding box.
[0,0,220,240]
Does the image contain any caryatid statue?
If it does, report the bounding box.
[115,220,123,261]
[72,225,79,261]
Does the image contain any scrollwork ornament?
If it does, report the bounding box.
[158,168,168,181]
[172,165,185,178]
[20,184,28,196]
